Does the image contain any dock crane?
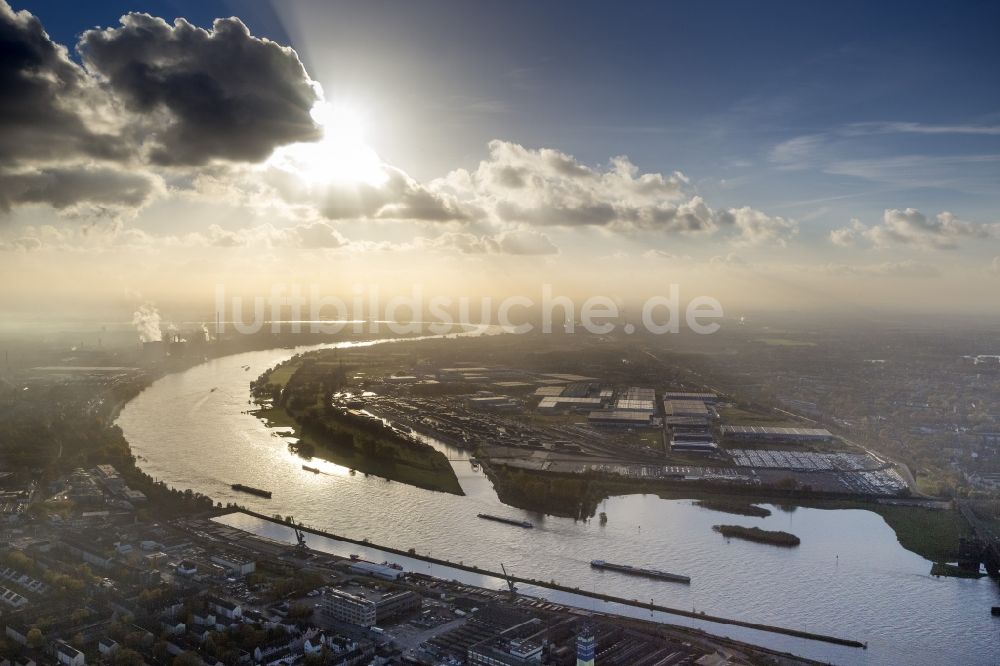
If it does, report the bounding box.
[500,563,518,597]
[293,521,308,551]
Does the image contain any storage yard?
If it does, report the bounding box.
[730,450,883,472]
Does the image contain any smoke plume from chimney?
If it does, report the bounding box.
[132,304,162,343]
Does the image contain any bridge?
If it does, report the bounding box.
[957,500,1000,576]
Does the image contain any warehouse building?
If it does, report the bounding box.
[618,386,656,401]
[587,410,656,428]
[466,395,520,411]
[210,553,256,576]
[320,587,420,627]
[664,400,711,418]
[374,590,422,623]
[662,391,718,403]
[349,560,405,581]
[537,396,604,412]
[613,398,656,413]
[468,637,544,665]
[721,425,833,441]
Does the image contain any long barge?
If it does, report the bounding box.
[590,559,690,584]
[477,513,533,528]
[231,483,272,499]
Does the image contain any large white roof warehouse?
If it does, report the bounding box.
[721,425,833,441]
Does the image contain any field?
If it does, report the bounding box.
[264,360,303,389]
[869,504,972,563]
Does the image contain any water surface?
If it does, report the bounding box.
[117,339,1000,665]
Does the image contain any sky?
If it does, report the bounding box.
[2,0,1000,320]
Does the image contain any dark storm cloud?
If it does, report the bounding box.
[0,1,325,216]
[0,1,125,164]
[78,13,322,166]
[0,166,161,212]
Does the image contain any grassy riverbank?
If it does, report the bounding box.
[694,499,772,517]
[254,405,463,495]
[252,353,463,495]
[866,504,971,563]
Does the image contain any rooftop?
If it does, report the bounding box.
[538,396,603,408]
[588,410,652,422]
[664,400,710,415]
[722,425,832,437]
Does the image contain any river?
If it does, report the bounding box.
[116,335,1000,665]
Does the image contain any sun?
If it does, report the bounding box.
[268,102,387,187]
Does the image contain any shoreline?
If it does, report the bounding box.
[478,460,968,562]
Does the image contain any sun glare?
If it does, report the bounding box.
[269,101,387,187]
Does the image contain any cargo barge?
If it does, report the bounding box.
[477,513,533,528]
[231,483,272,498]
[590,559,690,584]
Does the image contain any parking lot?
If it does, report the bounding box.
[730,449,880,471]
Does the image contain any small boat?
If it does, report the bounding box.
[302,465,321,473]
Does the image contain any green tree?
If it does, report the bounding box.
[113,648,145,666]
[26,628,43,649]
[172,651,203,666]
